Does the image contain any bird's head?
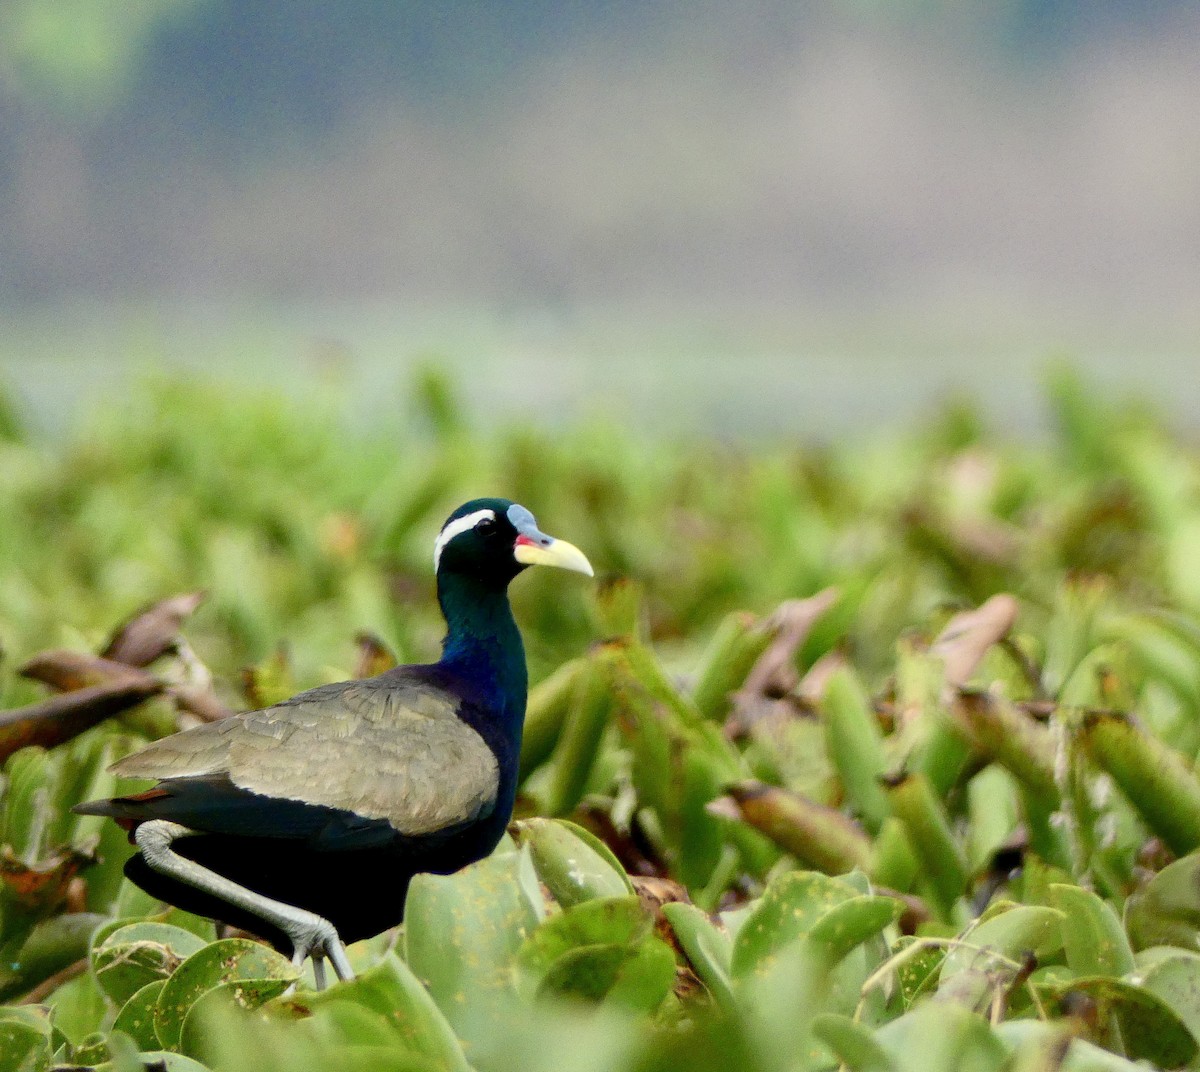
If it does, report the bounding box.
[434,498,594,587]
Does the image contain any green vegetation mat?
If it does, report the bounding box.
[4,366,1200,1071]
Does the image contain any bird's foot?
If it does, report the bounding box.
[285,911,354,986]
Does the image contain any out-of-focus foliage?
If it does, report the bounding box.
[0,0,204,113]
[5,367,1200,1069]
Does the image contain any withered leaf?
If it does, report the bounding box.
[0,679,164,763]
[932,593,1019,688]
[0,842,98,911]
[168,684,235,722]
[19,649,154,692]
[727,588,839,737]
[101,591,207,667]
[354,630,399,678]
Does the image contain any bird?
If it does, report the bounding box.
[75,498,593,985]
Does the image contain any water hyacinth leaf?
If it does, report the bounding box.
[996,1021,1146,1072]
[1032,975,1197,1068]
[966,765,1021,874]
[42,968,107,1048]
[539,644,618,816]
[105,1042,214,1072]
[404,847,541,1048]
[0,746,54,859]
[884,773,969,918]
[811,1012,896,1072]
[730,870,857,977]
[721,780,874,876]
[1078,710,1200,856]
[519,657,588,777]
[112,978,169,1051]
[179,976,301,1060]
[1049,884,1134,978]
[691,611,772,722]
[870,817,920,892]
[539,935,677,1011]
[0,1006,52,1072]
[1099,612,1200,711]
[888,936,947,1009]
[676,741,732,889]
[92,921,209,1006]
[1124,851,1200,951]
[0,911,104,1004]
[292,953,470,1072]
[154,937,299,1050]
[820,666,891,832]
[950,691,1058,805]
[936,906,1064,1011]
[872,995,1008,1072]
[518,896,652,984]
[1131,947,1200,1051]
[807,896,903,966]
[512,817,633,905]
[662,901,735,1010]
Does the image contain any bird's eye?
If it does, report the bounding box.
[476,517,497,536]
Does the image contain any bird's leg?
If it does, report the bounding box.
[134,820,354,982]
[310,953,328,992]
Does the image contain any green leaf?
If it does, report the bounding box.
[874,1001,1007,1072]
[0,1006,52,1072]
[821,666,891,832]
[1125,850,1200,951]
[1032,974,1198,1068]
[154,937,299,1050]
[730,870,856,977]
[179,976,300,1059]
[936,906,1065,1011]
[92,921,208,1005]
[290,953,470,1072]
[112,978,168,1052]
[513,817,633,906]
[1132,946,1200,1051]
[538,936,676,1012]
[807,895,902,965]
[1049,884,1134,977]
[812,1012,895,1072]
[662,901,735,1010]
[404,846,541,1050]
[518,896,652,983]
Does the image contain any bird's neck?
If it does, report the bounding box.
[436,573,528,723]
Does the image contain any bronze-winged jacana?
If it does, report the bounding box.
[76,499,593,984]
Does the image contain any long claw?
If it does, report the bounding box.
[311,953,328,991]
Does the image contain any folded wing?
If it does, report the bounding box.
[109,677,500,836]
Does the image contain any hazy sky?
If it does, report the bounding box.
[3,1,1198,330]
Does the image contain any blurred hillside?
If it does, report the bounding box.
[3,0,1199,329]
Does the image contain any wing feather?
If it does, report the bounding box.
[108,678,499,836]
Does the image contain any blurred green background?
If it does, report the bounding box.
[2,1,1198,435]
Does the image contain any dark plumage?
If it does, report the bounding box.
[75,498,592,974]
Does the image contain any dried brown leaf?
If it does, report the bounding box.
[19,649,154,692]
[932,594,1020,688]
[354,630,399,678]
[101,591,207,667]
[0,843,98,911]
[0,678,164,762]
[727,588,838,737]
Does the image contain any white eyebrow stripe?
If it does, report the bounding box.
[433,508,497,570]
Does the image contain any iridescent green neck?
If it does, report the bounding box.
[436,572,528,721]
